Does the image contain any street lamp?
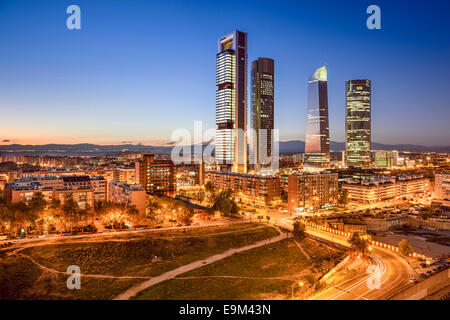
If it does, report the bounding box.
[291,281,304,300]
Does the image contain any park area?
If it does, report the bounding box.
[133,236,344,300]
[0,222,344,300]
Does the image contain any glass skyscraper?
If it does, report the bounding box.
[345,79,371,168]
[215,30,247,173]
[250,57,274,174]
[305,65,330,169]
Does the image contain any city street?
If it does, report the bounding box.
[279,217,413,300]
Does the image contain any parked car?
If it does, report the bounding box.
[419,273,427,278]
[420,263,427,268]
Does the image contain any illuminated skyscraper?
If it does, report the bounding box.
[345,79,371,168]
[215,30,247,173]
[305,65,330,168]
[250,57,274,174]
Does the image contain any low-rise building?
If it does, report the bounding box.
[343,176,397,204]
[434,173,450,207]
[396,174,430,199]
[4,175,107,205]
[343,175,430,204]
[52,188,94,210]
[207,171,280,206]
[108,180,146,217]
[4,181,54,203]
[113,167,136,184]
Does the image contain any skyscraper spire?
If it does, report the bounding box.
[305,64,330,169]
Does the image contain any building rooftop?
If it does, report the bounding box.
[110,180,144,191]
[210,171,277,179]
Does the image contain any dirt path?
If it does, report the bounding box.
[113,231,291,300]
[175,272,310,282]
[18,253,152,280]
[293,239,312,261]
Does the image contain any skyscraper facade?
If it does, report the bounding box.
[250,57,274,174]
[305,65,330,168]
[345,79,371,168]
[215,30,247,173]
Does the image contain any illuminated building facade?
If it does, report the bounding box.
[216,30,247,173]
[343,175,429,204]
[52,188,94,210]
[108,180,146,217]
[345,79,371,168]
[305,65,330,168]
[113,167,136,184]
[250,57,275,174]
[3,175,106,204]
[288,173,338,212]
[207,171,280,206]
[135,153,176,196]
[373,150,398,167]
[434,173,450,207]
[342,176,397,204]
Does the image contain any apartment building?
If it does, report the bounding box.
[207,171,280,206]
[288,172,338,212]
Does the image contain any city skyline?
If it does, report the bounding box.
[1,0,449,146]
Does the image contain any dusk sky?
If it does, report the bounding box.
[0,0,449,146]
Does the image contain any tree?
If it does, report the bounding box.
[62,195,79,232]
[28,192,47,215]
[348,233,370,257]
[212,189,239,217]
[398,239,413,256]
[179,208,194,226]
[293,220,306,241]
[10,201,36,235]
[205,181,215,195]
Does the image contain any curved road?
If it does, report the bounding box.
[279,217,413,300]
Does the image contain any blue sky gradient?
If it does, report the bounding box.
[0,0,449,145]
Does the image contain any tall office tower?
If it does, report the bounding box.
[215,30,247,173]
[345,79,371,168]
[305,65,330,169]
[250,57,274,174]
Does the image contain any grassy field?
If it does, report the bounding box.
[0,222,280,299]
[134,238,345,300]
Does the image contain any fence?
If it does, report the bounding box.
[306,222,430,260]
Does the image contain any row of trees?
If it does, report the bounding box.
[146,196,195,226]
[0,191,140,236]
[348,232,414,257]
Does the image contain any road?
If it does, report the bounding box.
[279,217,413,300]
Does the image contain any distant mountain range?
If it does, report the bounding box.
[0,141,449,157]
[279,141,450,154]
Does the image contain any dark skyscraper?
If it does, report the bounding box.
[215,30,247,173]
[250,57,274,174]
[305,65,330,169]
[345,79,371,168]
